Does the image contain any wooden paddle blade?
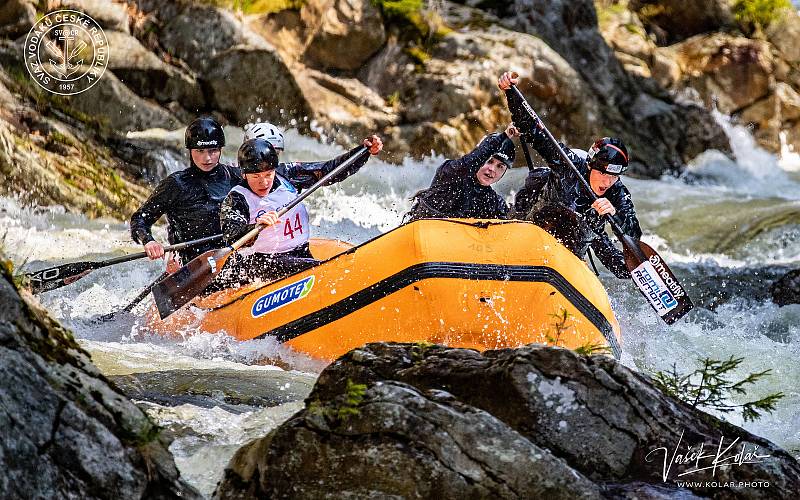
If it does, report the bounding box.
[625,239,694,325]
[152,248,231,319]
[27,261,98,294]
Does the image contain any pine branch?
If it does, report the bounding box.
[650,357,784,422]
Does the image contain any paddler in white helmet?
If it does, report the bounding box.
[210,133,383,290]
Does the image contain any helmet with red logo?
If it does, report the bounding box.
[587,137,628,175]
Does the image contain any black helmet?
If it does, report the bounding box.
[492,136,516,168]
[238,138,279,174]
[185,117,225,149]
[587,137,628,174]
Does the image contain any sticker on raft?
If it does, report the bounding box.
[252,275,315,318]
[631,260,678,315]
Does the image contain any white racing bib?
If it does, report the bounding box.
[230,176,310,256]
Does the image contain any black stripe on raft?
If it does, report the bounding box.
[255,262,621,359]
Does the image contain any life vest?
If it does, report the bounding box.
[229,175,310,256]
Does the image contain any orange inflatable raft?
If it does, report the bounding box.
[146,219,622,360]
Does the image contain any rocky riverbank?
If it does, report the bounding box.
[3,0,799,209]
[0,256,199,498]
[4,0,800,210]
[215,342,800,499]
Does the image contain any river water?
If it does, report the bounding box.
[2,118,799,496]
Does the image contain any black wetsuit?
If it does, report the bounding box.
[209,147,370,290]
[405,133,510,221]
[513,127,641,279]
[130,162,241,263]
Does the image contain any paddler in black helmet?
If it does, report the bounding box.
[405,124,520,221]
[130,116,241,273]
[498,71,642,278]
[211,134,383,289]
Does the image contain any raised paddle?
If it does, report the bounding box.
[152,146,371,320]
[25,234,223,294]
[505,84,694,324]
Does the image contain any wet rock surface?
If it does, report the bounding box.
[0,0,797,211]
[110,368,315,409]
[215,343,800,499]
[0,42,150,218]
[771,269,800,306]
[0,262,200,499]
[0,0,779,182]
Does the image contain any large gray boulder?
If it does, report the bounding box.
[0,0,36,38]
[771,269,800,306]
[57,0,131,33]
[106,30,205,111]
[359,4,603,162]
[159,3,262,74]
[0,261,200,499]
[628,0,736,45]
[205,44,309,127]
[215,343,800,499]
[300,0,386,71]
[64,69,181,132]
[502,0,731,176]
[155,2,308,126]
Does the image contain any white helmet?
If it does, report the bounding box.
[244,122,285,150]
[570,148,588,160]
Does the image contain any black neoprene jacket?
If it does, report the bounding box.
[130,162,241,262]
[406,133,509,221]
[513,124,642,278]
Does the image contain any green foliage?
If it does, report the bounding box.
[309,379,368,424]
[596,0,630,28]
[405,45,431,66]
[411,340,436,362]
[546,307,574,347]
[732,0,792,32]
[196,0,305,14]
[374,0,423,23]
[372,0,450,42]
[48,131,75,147]
[652,356,785,422]
[336,379,367,420]
[386,90,401,108]
[573,342,612,356]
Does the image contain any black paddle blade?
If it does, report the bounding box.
[152,248,231,319]
[623,238,694,325]
[26,261,98,294]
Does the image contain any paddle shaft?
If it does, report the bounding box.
[506,84,693,324]
[511,90,622,233]
[228,146,370,252]
[94,271,169,322]
[508,86,638,252]
[152,146,371,319]
[27,233,223,294]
